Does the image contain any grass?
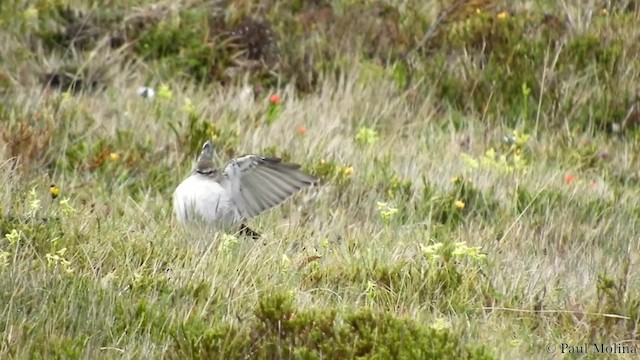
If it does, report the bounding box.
[2,0,640,358]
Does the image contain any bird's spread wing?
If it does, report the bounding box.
[221,155,318,219]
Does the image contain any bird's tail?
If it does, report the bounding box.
[239,223,261,240]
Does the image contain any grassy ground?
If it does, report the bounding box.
[2,0,640,359]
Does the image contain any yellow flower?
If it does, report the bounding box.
[342,166,354,176]
[600,8,608,16]
[454,200,465,209]
[109,152,120,161]
[49,184,60,199]
[451,176,461,184]
[497,11,508,20]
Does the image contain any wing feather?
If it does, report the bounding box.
[256,167,301,194]
[248,170,287,207]
[225,175,262,218]
[223,155,318,219]
[242,173,276,213]
[261,161,317,190]
[251,168,299,205]
[238,188,261,217]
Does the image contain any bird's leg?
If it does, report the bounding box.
[239,223,261,240]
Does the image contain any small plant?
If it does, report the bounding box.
[0,113,55,169]
[387,174,413,200]
[157,84,173,100]
[45,246,74,274]
[520,82,532,120]
[420,242,443,262]
[306,158,353,190]
[376,201,399,224]
[419,176,500,226]
[266,94,281,125]
[136,10,217,82]
[569,142,607,170]
[452,241,487,264]
[4,228,21,246]
[421,240,487,267]
[365,279,378,301]
[418,239,489,312]
[170,109,237,162]
[461,130,530,173]
[0,249,9,268]
[589,259,639,339]
[280,253,292,273]
[218,234,238,253]
[27,186,41,219]
[355,126,379,146]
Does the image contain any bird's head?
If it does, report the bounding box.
[195,140,215,175]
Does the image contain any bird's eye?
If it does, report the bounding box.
[202,141,211,151]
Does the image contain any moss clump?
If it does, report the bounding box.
[169,292,493,359]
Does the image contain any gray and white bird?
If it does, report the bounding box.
[173,140,318,238]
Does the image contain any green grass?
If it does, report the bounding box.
[2,0,640,359]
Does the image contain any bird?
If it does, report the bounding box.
[173,140,319,239]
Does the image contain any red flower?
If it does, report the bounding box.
[269,94,281,104]
[564,175,575,184]
[297,126,307,135]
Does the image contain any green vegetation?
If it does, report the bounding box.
[2,0,640,358]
